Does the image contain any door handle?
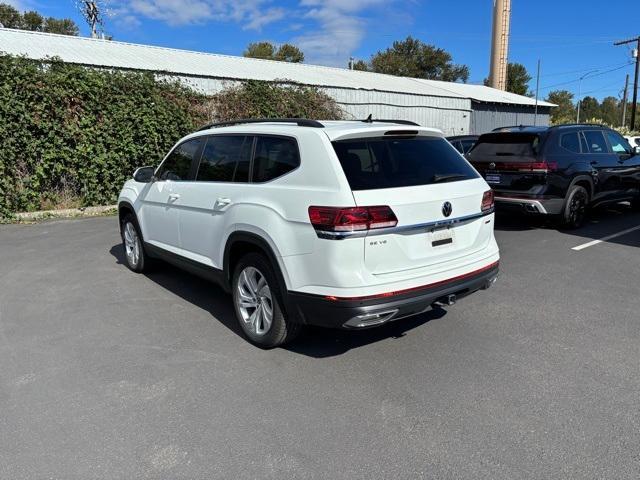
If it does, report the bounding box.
[168,193,180,202]
[214,197,231,210]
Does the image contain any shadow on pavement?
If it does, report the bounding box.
[109,244,445,357]
[494,203,640,249]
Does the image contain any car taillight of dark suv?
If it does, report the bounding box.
[466,124,640,228]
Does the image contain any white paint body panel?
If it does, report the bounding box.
[118,122,499,298]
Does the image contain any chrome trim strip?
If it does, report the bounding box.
[494,196,548,214]
[315,209,494,240]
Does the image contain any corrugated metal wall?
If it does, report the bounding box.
[168,75,473,135]
[470,102,551,134]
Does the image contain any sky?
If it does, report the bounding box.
[6,0,639,101]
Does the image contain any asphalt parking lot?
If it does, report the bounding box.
[1,208,640,479]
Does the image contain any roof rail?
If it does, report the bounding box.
[361,115,420,126]
[548,123,608,129]
[198,118,325,131]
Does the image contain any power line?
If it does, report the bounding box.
[539,62,634,91]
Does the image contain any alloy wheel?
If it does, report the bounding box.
[236,266,273,336]
[123,222,140,267]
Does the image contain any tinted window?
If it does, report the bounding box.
[197,135,252,182]
[332,136,479,191]
[450,140,463,153]
[560,132,581,153]
[582,131,608,154]
[157,138,203,181]
[460,139,476,154]
[605,131,631,154]
[252,136,300,182]
[469,133,542,160]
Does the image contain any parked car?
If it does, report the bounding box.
[466,124,640,228]
[625,135,640,148]
[447,135,478,154]
[118,118,500,347]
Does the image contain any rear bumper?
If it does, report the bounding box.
[494,195,564,215]
[286,262,499,329]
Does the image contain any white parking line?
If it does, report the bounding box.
[571,225,640,251]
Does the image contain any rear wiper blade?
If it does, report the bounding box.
[432,173,468,183]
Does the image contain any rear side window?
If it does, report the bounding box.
[196,135,252,182]
[156,138,204,181]
[332,136,478,191]
[560,132,581,153]
[605,131,631,154]
[582,131,609,153]
[460,139,476,154]
[470,133,541,159]
[252,136,300,182]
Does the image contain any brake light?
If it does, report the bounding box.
[481,190,494,212]
[308,206,398,232]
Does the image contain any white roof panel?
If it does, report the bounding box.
[0,28,555,107]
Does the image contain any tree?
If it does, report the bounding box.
[599,96,620,126]
[363,36,469,82]
[44,18,79,36]
[0,3,78,36]
[21,10,44,31]
[273,44,304,63]
[352,60,369,72]
[579,96,600,121]
[0,3,21,28]
[244,42,304,63]
[546,90,576,125]
[506,63,532,96]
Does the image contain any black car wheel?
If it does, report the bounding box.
[560,185,588,229]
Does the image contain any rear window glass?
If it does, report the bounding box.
[469,133,542,160]
[332,136,478,191]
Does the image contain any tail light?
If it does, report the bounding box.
[481,190,494,212]
[308,206,398,232]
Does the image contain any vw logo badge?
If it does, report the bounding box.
[489,162,496,170]
[442,202,453,217]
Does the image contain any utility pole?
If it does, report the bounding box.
[614,36,640,130]
[533,59,541,126]
[488,0,511,90]
[622,74,629,127]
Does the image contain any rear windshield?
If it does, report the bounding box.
[469,133,542,160]
[332,136,478,191]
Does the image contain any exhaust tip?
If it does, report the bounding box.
[344,309,398,328]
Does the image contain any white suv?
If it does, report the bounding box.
[118,119,500,347]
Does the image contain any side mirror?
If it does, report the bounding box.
[133,166,155,183]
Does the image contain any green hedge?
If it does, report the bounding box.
[0,56,345,219]
[0,55,208,218]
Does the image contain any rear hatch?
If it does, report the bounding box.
[332,133,494,276]
[466,132,550,192]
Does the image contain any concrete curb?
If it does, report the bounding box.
[16,205,118,222]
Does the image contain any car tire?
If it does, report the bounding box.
[121,213,151,273]
[630,195,640,211]
[232,253,301,348]
[560,185,589,229]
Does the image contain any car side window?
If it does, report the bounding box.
[196,135,252,182]
[560,132,581,153]
[582,130,609,154]
[460,140,476,154]
[252,136,300,182]
[156,138,204,181]
[605,131,631,155]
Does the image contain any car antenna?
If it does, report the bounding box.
[365,114,373,123]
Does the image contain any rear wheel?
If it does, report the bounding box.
[121,214,150,273]
[232,253,301,348]
[560,185,589,229]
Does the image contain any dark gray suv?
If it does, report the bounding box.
[466,124,640,228]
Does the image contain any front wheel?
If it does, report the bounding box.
[121,214,151,273]
[232,253,301,348]
[560,185,589,229]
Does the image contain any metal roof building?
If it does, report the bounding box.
[0,28,554,135]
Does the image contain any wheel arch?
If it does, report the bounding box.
[568,175,594,202]
[118,201,135,228]
[223,231,291,294]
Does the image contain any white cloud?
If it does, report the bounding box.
[294,0,393,67]
[113,0,283,30]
